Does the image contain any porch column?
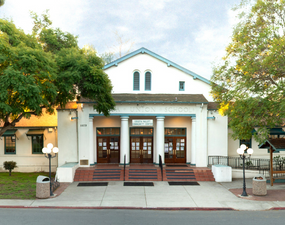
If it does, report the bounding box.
[89,117,95,165]
[190,117,196,165]
[155,117,165,165]
[120,116,129,165]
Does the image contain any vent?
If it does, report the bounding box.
[80,159,89,165]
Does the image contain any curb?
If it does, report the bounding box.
[0,206,235,211]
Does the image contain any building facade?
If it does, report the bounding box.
[0,110,58,172]
[57,47,228,171]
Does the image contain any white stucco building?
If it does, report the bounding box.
[57,47,228,174]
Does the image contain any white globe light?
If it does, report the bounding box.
[47,143,53,150]
[240,144,247,151]
[247,148,253,155]
[46,147,51,154]
[237,148,243,155]
[42,147,48,154]
[53,147,59,153]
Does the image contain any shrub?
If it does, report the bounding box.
[3,161,17,176]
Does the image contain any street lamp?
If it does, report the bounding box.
[42,143,59,196]
[237,144,253,196]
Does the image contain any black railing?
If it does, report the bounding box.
[208,156,270,171]
[208,156,285,179]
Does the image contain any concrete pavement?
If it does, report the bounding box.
[0,179,285,211]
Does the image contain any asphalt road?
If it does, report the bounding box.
[1,209,285,225]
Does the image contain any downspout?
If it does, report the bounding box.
[76,109,79,164]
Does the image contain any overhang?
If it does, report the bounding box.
[3,129,17,136]
[26,129,45,136]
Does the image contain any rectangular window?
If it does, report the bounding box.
[179,81,185,91]
[32,135,44,154]
[4,136,16,154]
[240,139,251,148]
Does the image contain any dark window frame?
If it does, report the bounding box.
[179,81,185,91]
[31,135,44,154]
[4,136,16,154]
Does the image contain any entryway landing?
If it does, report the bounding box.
[73,164,214,182]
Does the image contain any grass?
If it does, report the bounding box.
[0,172,55,199]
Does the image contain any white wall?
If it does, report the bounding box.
[0,128,58,172]
[57,110,78,167]
[207,111,228,156]
[228,129,285,159]
[105,53,213,101]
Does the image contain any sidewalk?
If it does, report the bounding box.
[0,179,285,211]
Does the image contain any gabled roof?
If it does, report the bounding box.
[79,94,208,104]
[259,139,285,151]
[103,47,211,85]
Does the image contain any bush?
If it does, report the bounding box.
[3,161,17,176]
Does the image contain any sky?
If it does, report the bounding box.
[0,0,241,80]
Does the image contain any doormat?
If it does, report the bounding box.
[166,165,188,167]
[124,182,154,186]
[168,181,200,186]
[77,182,108,187]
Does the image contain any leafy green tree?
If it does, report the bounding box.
[211,0,285,143]
[0,0,5,7]
[0,12,115,136]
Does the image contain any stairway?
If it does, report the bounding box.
[165,169,196,181]
[193,169,215,181]
[127,168,158,181]
[93,169,122,181]
[73,166,215,182]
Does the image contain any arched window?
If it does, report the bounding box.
[133,71,140,91]
[145,71,151,91]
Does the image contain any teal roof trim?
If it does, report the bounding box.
[103,47,211,85]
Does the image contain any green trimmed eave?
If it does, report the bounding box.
[103,47,211,85]
[2,129,17,136]
[26,129,45,136]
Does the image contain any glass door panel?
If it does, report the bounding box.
[131,137,153,163]
[109,137,119,163]
[165,137,186,163]
[97,137,120,163]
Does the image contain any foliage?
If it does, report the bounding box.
[0,0,4,7]
[3,161,17,176]
[0,172,54,199]
[211,0,285,143]
[0,11,115,136]
[273,155,285,170]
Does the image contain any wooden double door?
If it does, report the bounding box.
[164,137,186,163]
[97,137,120,163]
[130,136,153,163]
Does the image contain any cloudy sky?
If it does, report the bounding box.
[0,0,241,80]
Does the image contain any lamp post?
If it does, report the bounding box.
[237,144,253,197]
[42,143,59,196]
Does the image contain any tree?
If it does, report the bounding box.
[0,12,115,136]
[3,161,17,176]
[211,0,285,143]
[0,0,5,7]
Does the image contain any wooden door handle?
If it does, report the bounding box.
[107,149,110,155]
[140,149,143,155]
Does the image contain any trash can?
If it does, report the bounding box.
[252,174,267,196]
[36,175,50,199]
